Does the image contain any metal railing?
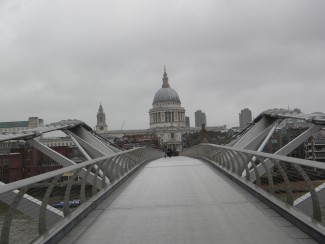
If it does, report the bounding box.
[0,147,163,244]
[181,144,325,238]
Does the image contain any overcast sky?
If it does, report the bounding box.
[1,0,324,130]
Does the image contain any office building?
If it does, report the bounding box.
[239,108,252,128]
[195,110,207,127]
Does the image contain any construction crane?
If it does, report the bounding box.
[121,120,125,130]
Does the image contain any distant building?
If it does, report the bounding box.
[95,103,108,133]
[0,117,81,183]
[99,68,230,151]
[99,68,235,151]
[0,117,44,133]
[0,144,82,183]
[305,129,325,162]
[185,116,190,127]
[189,125,227,133]
[263,127,308,159]
[195,110,207,127]
[183,126,231,148]
[239,108,252,128]
[39,137,75,147]
[102,67,190,151]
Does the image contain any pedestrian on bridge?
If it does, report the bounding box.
[167,148,172,158]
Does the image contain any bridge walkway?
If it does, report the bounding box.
[59,156,316,244]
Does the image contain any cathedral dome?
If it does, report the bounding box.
[153,87,180,104]
[152,67,181,105]
[149,67,186,134]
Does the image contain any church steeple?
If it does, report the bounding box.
[162,66,170,88]
[98,103,104,113]
[95,103,108,133]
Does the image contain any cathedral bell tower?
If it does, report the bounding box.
[95,103,108,133]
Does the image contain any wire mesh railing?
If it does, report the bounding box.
[181,144,325,225]
[0,147,163,244]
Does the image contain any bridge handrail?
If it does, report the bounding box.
[0,147,163,244]
[199,143,325,170]
[0,148,140,195]
[181,144,325,225]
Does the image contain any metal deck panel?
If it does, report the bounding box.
[60,157,316,244]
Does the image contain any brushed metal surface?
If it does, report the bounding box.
[60,157,316,244]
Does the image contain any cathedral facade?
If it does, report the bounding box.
[149,67,187,151]
[96,67,189,151]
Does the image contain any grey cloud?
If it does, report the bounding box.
[1,0,324,129]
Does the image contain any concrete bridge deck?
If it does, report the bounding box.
[59,156,316,244]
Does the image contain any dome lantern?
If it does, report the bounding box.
[162,66,170,88]
[152,67,181,105]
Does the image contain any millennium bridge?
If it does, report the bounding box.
[1,109,325,243]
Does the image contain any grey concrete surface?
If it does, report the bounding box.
[59,157,317,244]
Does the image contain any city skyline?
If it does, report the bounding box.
[1,1,324,130]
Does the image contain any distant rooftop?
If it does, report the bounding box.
[0,121,28,129]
